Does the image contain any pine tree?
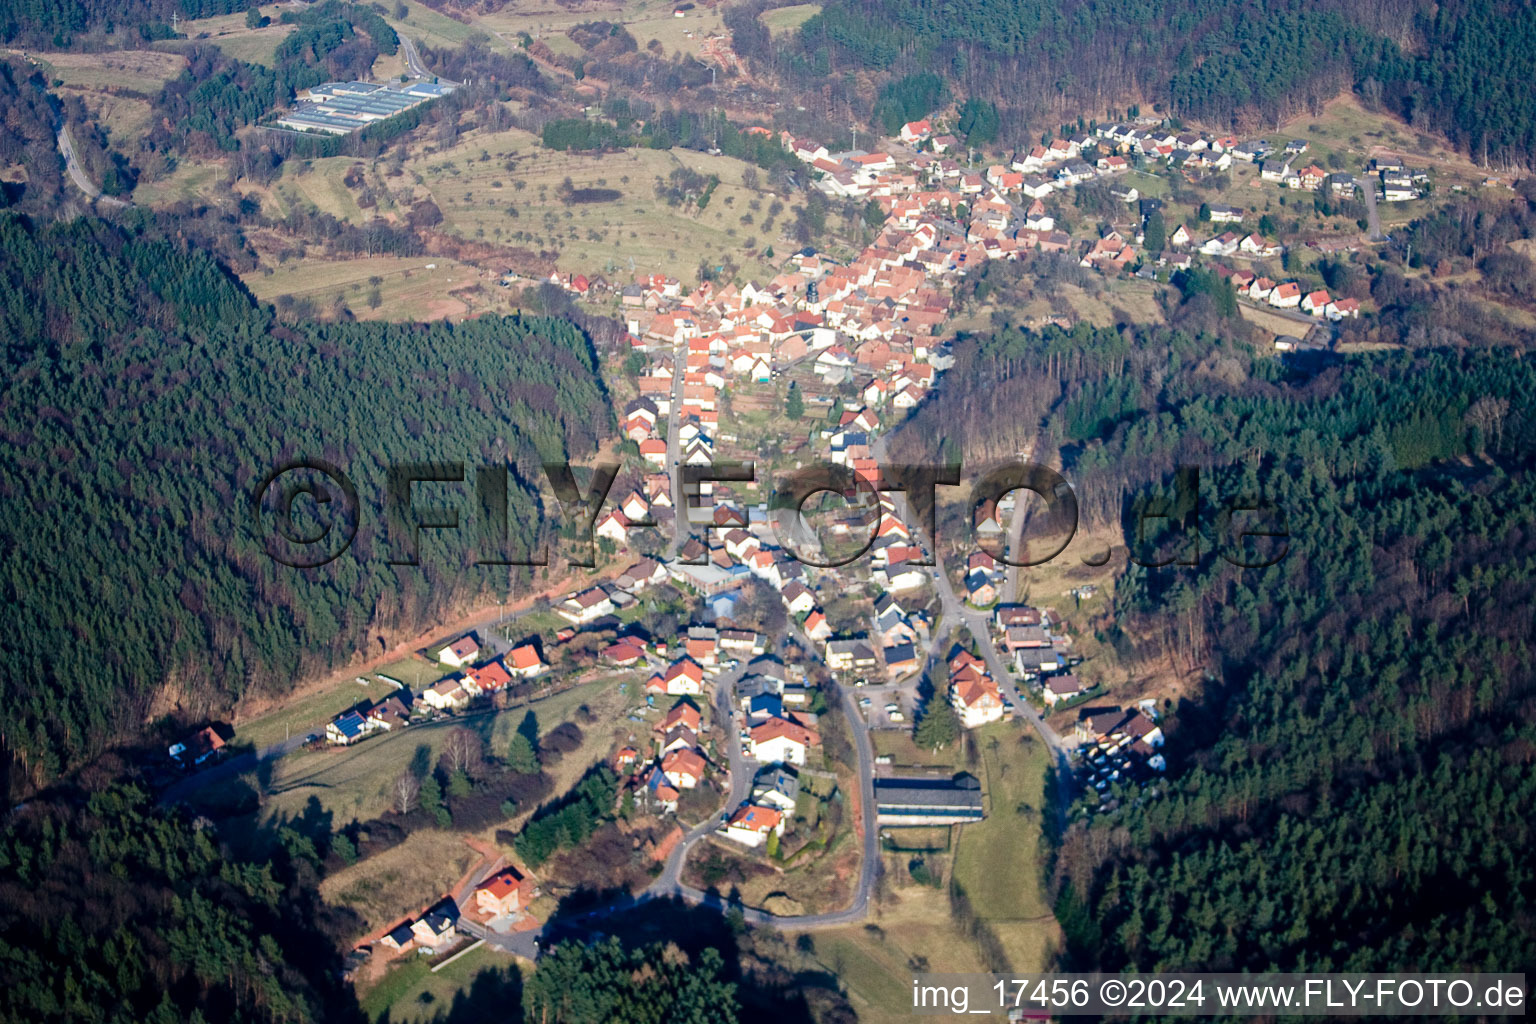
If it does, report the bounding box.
[785,383,804,420]
[1143,209,1166,253]
[914,689,960,750]
[507,733,540,775]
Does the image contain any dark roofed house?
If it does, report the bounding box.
[380,921,416,951]
[326,710,368,745]
[874,773,985,825]
[1042,673,1085,706]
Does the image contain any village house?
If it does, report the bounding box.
[462,660,513,697]
[1042,672,1086,707]
[748,717,819,765]
[950,664,1004,728]
[646,767,681,813]
[658,698,703,735]
[559,587,615,624]
[661,747,708,789]
[1327,297,1361,320]
[750,765,800,813]
[380,921,417,952]
[365,695,412,732]
[724,804,785,848]
[826,639,878,673]
[168,725,225,765]
[326,710,368,745]
[1301,289,1332,316]
[474,867,539,918]
[437,635,480,668]
[652,657,705,696]
[506,643,546,679]
[422,677,470,711]
[410,900,460,949]
[1269,282,1302,309]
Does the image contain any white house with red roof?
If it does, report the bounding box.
[661,747,707,789]
[474,867,539,918]
[1300,289,1332,316]
[1269,282,1302,308]
[653,657,704,696]
[748,718,819,765]
[463,660,514,696]
[724,804,785,848]
[506,643,546,679]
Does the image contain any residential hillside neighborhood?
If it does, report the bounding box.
[242,107,1193,965]
[6,0,1535,1011]
[157,108,1223,984]
[139,94,1458,1014]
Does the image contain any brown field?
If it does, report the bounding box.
[809,884,1007,1024]
[241,255,494,322]
[321,830,480,939]
[261,155,377,224]
[35,49,186,91]
[477,0,725,60]
[132,159,222,205]
[1239,301,1316,341]
[176,6,297,66]
[77,93,156,147]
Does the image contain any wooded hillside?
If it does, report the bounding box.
[0,214,610,786]
[761,0,1536,166]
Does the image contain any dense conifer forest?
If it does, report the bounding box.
[0,784,364,1023]
[1058,343,1536,972]
[0,213,610,786]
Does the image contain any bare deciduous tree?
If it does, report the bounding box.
[442,728,482,775]
[394,771,421,816]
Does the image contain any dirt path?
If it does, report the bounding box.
[232,569,588,725]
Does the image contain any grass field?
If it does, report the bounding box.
[237,676,398,752]
[261,716,475,825]
[132,159,222,206]
[241,255,490,322]
[810,885,996,1024]
[255,670,633,831]
[407,126,796,284]
[321,830,481,938]
[176,7,297,66]
[33,49,186,91]
[872,730,960,768]
[376,657,449,690]
[390,0,512,52]
[760,3,821,36]
[478,0,725,59]
[1239,301,1315,341]
[358,943,519,1023]
[951,721,1058,972]
[78,93,155,147]
[262,155,376,224]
